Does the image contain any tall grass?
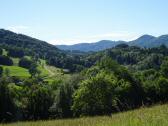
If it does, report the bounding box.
[1,104,168,126]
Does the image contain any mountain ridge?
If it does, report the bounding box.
[56,34,168,52]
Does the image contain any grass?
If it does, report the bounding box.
[1,65,30,78]
[11,58,19,66]
[0,104,168,126]
[39,59,71,83]
[2,49,7,56]
[1,49,70,80]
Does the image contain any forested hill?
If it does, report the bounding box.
[83,44,168,72]
[0,29,84,72]
[56,34,168,52]
[0,29,61,55]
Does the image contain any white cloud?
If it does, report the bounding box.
[49,31,139,45]
[7,25,30,33]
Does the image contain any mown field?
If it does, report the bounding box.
[1,65,30,78]
[1,104,167,126]
[0,58,70,82]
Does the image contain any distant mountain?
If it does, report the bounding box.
[129,35,156,47]
[56,35,168,52]
[129,35,168,48]
[57,40,125,52]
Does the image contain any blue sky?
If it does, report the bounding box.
[1,0,168,45]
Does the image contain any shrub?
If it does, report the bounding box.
[72,72,118,116]
[19,58,32,69]
[0,55,13,66]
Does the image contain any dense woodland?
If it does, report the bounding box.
[0,29,168,122]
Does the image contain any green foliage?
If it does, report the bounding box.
[25,84,53,120]
[1,30,168,122]
[0,48,2,55]
[161,57,168,77]
[157,77,168,101]
[7,48,24,58]
[0,77,17,122]
[49,83,74,118]
[19,57,33,69]
[0,55,13,66]
[29,63,40,78]
[0,66,3,77]
[0,29,85,72]
[72,72,117,116]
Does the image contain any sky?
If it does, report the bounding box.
[0,0,168,45]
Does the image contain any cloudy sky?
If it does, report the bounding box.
[1,0,168,45]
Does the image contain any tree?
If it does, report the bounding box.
[72,72,117,116]
[0,48,2,55]
[157,77,168,101]
[26,84,53,120]
[0,66,3,77]
[116,43,129,48]
[0,56,13,66]
[161,58,168,77]
[49,83,74,118]
[28,63,40,78]
[0,77,16,122]
[19,58,33,69]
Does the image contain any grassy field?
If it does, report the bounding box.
[0,57,70,81]
[1,65,30,77]
[1,49,69,80]
[0,104,168,126]
[39,59,71,83]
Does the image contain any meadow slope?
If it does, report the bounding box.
[1,104,168,126]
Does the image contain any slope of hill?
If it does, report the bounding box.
[56,34,168,52]
[0,29,84,72]
[1,104,168,126]
[0,29,62,56]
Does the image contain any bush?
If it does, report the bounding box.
[72,72,118,116]
[0,55,13,66]
[19,58,32,69]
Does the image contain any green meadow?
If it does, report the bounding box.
[0,104,167,126]
[1,65,30,78]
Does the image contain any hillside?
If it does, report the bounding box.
[0,29,84,72]
[1,30,168,123]
[56,34,168,52]
[1,104,168,126]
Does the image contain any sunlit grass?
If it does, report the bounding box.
[1,104,168,126]
[1,65,30,77]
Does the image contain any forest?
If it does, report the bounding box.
[0,29,168,122]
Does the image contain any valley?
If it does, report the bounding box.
[0,29,168,124]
